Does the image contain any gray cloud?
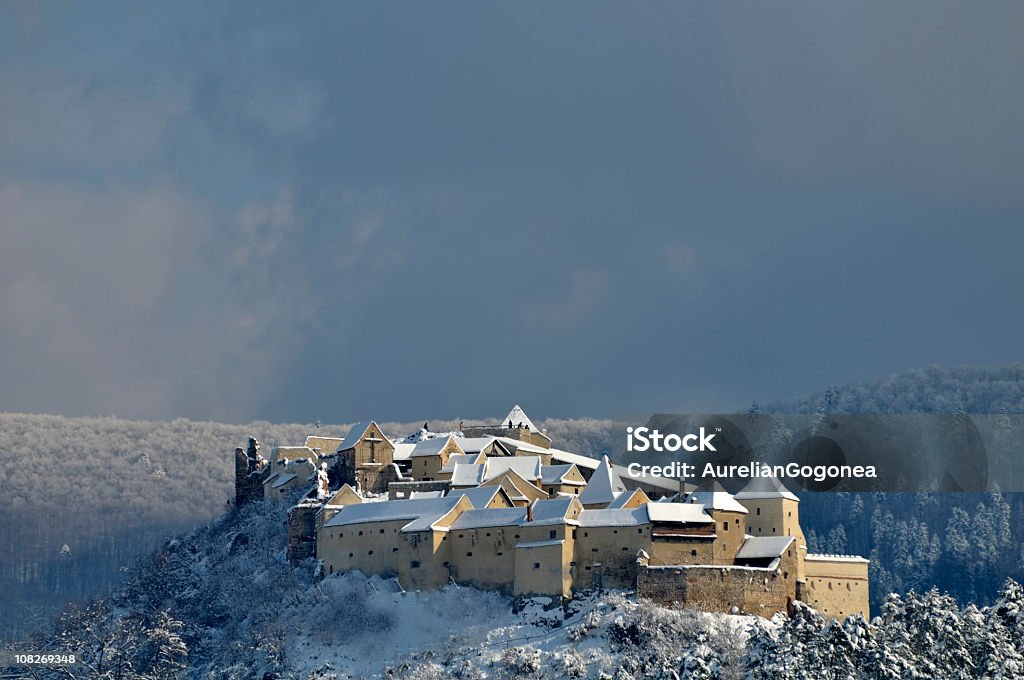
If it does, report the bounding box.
[1,3,1022,424]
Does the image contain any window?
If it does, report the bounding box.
[392,547,398,552]
[622,547,628,551]
[756,507,761,515]
[329,565,333,574]
[466,552,473,557]
[691,550,697,557]
[486,532,491,537]
[585,566,591,571]
[637,528,642,534]
[348,552,353,558]
[458,534,464,538]
[380,529,384,534]
[443,561,450,567]
[358,530,363,536]
[533,562,541,570]
[368,550,373,555]
[783,571,788,579]
[613,529,618,534]
[722,522,729,531]
[497,552,503,556]
[410,560,420,568]
[549,530,557,539]
[584,532,589,537]
[572,529,577,538]
[592,548,599,552]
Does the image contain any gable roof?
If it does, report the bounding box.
[391,442,417,461]
[410,435,459,458]
[606,488,648,509]
[450,463,487,487]
[540,464,583,485]
[440,453,483,474]
[736,536,796,560]
[548,448,600,470]
[645,502,714,524]
[578,455,626,505]
[529,496,581,525]
[485,456,542,482]
[449,507,528,530]
[449,485,507,508]
[734,476,799,502]
[577,507,648,527]
[337,421,383,452]
[323,496,460,528]
[452,437,495,454]
[503,404,539,432]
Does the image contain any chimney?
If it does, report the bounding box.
[527,501,534,522]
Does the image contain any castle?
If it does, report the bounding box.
[234,406,869,620]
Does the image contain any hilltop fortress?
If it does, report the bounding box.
[234,406,869,620]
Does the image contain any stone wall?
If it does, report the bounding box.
[388,480,452,500]
[637,564,795,618]
[287,502,319,564]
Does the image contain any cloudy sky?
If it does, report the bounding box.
[1,2,1022,424]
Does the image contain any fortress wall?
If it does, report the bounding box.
[803,556,870,619]
[637,564,795,618]
[573,524,651,590]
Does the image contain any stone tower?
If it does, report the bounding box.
[234,436,268,506]
[734,476,806,579]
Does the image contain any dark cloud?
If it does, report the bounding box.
[1,3,1021,423]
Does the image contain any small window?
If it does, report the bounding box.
[329,565,333,574]
[592,548,598,552]
[691,549,697,557]
[359,530,364,536]
[585,566,591,571]
[533,562,541,570]
[584,532,589,537]
[380,529,384,534]
[622,547,628,551]
[467,552,473,557]
[549,530,557,539]
[722,522,729,531]
[497,551,503,556]
[783,571,788,579]
[756,507,761,516]
[443,561,450,567]
[368,550,373,555]
[788,511,792,517]
[410,560,420,568]
[458,534,464,538]
[613,529,618,534]
[515,534,520,539]
[637,528,642,534]
[392,547,398,552]
[348,552,353,558]
[572,529,577,538]
[486,532,491,537]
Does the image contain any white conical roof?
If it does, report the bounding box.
[685,480,749,514]
[578,455,626,505]
[503,405,539,432]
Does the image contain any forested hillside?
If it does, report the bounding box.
[0,412,615,640]
[16,495,1024,679]
[3,364,1024,640]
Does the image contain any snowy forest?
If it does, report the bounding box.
[2,364,1024,673]
[12,489,1024,679]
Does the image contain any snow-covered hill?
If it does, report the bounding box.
[17,493,1024,679]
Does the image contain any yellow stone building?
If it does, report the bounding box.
[267,406,869,620]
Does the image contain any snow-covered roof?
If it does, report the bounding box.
[736,536,796,560]
[734,476,799,502]
[449,485,504,508]
[440,453,482,474]
[450,463,486,487]
[271,473,297,489]
[577,507,648,527]
[645,503,714,524]
[304,436,345,452]
[578,455,626,506]
[614,465,684,493]
[547,448,600,470]
[493,437,550,455]
[410,435,458,458]
[540,464,582,485]
[684,482,749,514]
[805,553,870,563]
[391,442,417,461]
[529,497,578,525]
[409,491,446,499]
[452,437,496,454]
[323,497,460,528]
[337,422,374,452]
[449,508,528,530]
[503,405,539,432]
[607,488,645,509]
[484,456,542,482]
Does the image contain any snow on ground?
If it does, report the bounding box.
[281,575,759,679]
